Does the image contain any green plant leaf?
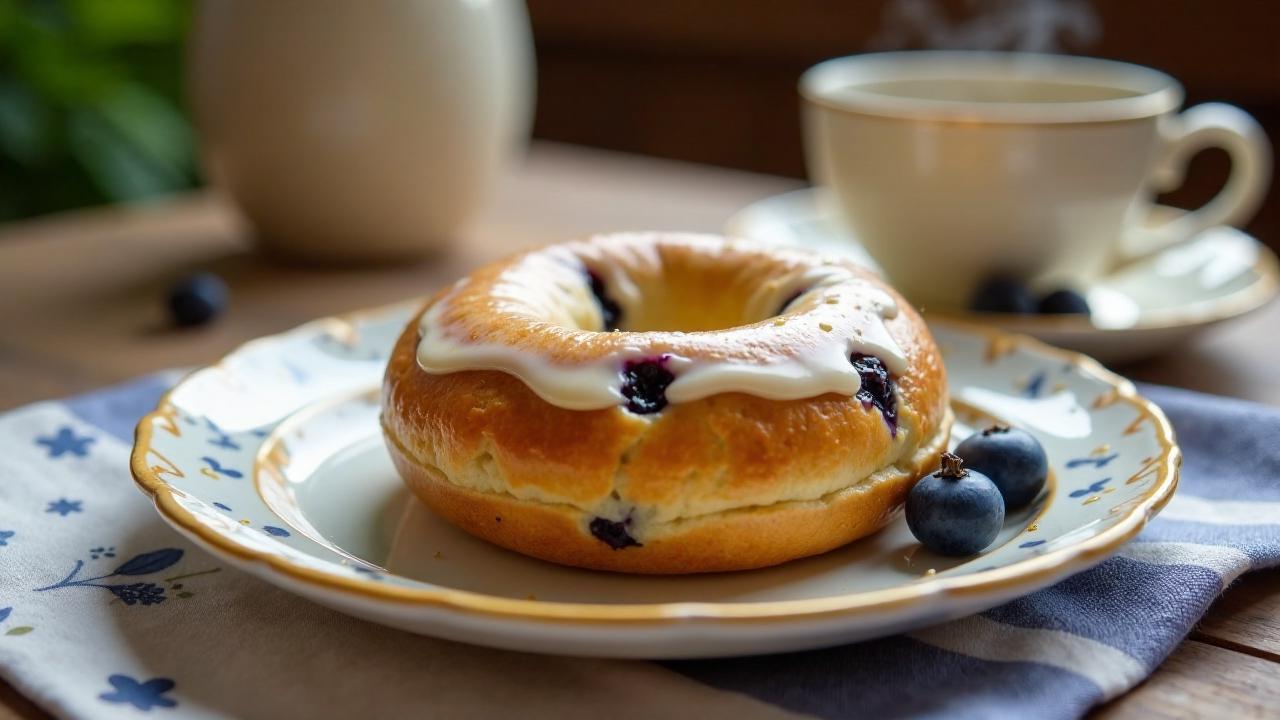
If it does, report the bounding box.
[94,84,192,175]
[0,0,196,217]
[70,0,186,47]
[5,626,33,636]
[0,78,50,165]
[68,107,183,201]
[0,0,22,40]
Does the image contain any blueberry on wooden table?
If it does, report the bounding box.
[906,453,1005,556]
[1038,289,1092,316]
[970,276,1038,314]
[953,424,1049,510]
[167,273,228,327]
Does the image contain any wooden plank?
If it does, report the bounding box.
[1093,640,1280,719]
[1118,300,1280,407]
[0,680,44,720]
[526,1,1280,93]
[0,343,97,409]
[1193,569,1280,662]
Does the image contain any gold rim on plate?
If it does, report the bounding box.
[130,305,1180,625]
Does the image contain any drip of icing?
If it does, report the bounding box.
[417,246,633,409]
[416,237,908,412]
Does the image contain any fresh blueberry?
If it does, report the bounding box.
[970,276,1037,314]
[1038,289,1091,316]
[953,425,1049,510]
[906,453,1005,556]
[589,516,641,549]
[851,353,898,436]
[167,273,228,327]
[620,358,674,414]
[587,271,622,331]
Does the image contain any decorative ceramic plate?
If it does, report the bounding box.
[131,303,1179,658]
[727,188,1279,363]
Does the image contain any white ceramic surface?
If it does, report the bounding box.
[728,189,1279,364]
[801,52,1271,307]
[132,304,1178,657]
[190,0,534,261]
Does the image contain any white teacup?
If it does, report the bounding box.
[801,52,1271,308]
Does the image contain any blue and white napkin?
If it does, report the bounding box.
[0,374,1276,719]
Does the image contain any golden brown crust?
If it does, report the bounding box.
[385,411,951,574]
[382,234,951,573]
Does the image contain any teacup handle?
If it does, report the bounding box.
[1123,103,1271,260]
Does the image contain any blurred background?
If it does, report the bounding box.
[1,0,1276,247]
[0,0,192,220]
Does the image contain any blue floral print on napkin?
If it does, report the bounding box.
[35,426,95,458]
[35,549,183,606]
[0,606,33,636]
[46,499,82,516]
[99,674,177,711]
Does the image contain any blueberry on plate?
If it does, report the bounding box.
[1038,288,1091,316]
[906,453,1005,556]
[167,273,228,327]
[953,424,1049,510]
[970,276,1038,314]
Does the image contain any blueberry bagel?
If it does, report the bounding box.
[381,233,951,573]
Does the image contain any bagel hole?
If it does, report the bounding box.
[587,251,804,333]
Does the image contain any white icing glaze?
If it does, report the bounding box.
[416,248,628,410]
[416,234,908,411]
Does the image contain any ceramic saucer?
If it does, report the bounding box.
[131,302,1178,658]
[727,188,1279,364]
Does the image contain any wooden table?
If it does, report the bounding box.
[1,142,1277,718]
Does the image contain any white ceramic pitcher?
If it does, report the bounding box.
[190,0,534,262]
